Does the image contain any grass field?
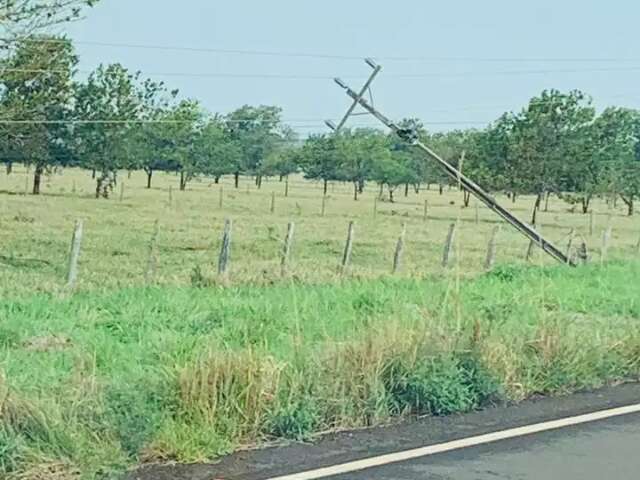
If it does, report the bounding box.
[1,261,639,479]
[1,167,640,479]
[0,166,639,298]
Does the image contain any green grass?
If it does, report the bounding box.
[1,261,639,479]
[0,166,639,298]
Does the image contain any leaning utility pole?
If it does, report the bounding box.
[327,59,573,266]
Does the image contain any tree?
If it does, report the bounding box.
[510,90,595,222]
[0,35,78,194]
[298,134,343,195]
[194,117,242,183]
[338,128,389,201]
[74,64,143,198]
[225,105,284,188]
[609,109,640,216]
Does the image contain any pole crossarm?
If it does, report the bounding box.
[330,61,574,266]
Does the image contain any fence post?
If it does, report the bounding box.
[474,202,480,225]
[270,192,276,214]
[392,223,407,274]
[281,222,295,277]
[589,210,595,237]
[565,228,575,264]
[484,225,500,270]
[442,222,457,268]
[423,199,428,221]
[284,177,289,197]
[373,196,378,218]
[145,220,160,284]
[577,240,589,264]
[218,219,232,276]
[340,221,355,275]
[66,220,84,289]
[601,226,613,264]
[321,195,327,217]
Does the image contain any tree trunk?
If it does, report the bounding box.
[234,172,240,188]
[6,162,12,175]
[127,170,132,179]
[463,190,471,208]
[512,192,517,203]
[413,184,420,194]
[379,183,384,197]
[531,193,542,225]
[404,183,409,197]
[279,174,284,182]
[95,178,101,198]
[91,169,96,179]
[179,171,186,191]
[146,169,153,189]
[323,179,328,195]
[544,191,551,211]
[257,175,263,189]
[32,165,43,195]
[439,183,444,195]
[214,176,220,184]
[389,188,395,203]
[621,196,634,216]
[581,196,590,214]
[357,179,365,194]
[353,182,358,201]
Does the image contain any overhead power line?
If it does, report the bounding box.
[8,37,640,64]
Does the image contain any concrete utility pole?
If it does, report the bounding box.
[327,59,574,266]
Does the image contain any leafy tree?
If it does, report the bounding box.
[0,35,77,193]
[194,117,242,183]
[73,64,143,198]
[338,128,389,201]
[225,105,284,188]
[298,134,343,195]
[510,90,595,222]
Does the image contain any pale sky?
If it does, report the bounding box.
[65,0,640,136]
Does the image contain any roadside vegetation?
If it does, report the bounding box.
[2,261,639,479]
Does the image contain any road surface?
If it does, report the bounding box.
[326,412,640,479]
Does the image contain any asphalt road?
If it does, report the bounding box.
[329,412,640,479]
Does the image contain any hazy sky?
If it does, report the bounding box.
[65,0,640,136]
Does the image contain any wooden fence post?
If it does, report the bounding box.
[218,219,232,276]
[565,229,575,264]
[601,226,613,263]
[392,223,407,274]
[484,225,500,270]
[66,220,84,289]
[284,177,289,197]
[373,196,378,218]
[321,195,327,217]
[340,221,355,275]
[145,220,160,284]
[270,192,276,214]
[442,222,457,268]
[280,222,295,276]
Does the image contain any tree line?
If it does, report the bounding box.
[2,32,640,216]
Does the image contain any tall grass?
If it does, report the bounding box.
[0,261,639,478]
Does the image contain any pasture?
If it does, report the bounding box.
[0,166,638,298]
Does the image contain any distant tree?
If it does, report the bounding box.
[298,134,343,195]
[225,105,284,188]
[74,64,143,198]
[0,36,78,194]
[338,128,389,201]
[195,117,242,183]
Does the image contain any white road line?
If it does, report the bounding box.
[265,403,640,480]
